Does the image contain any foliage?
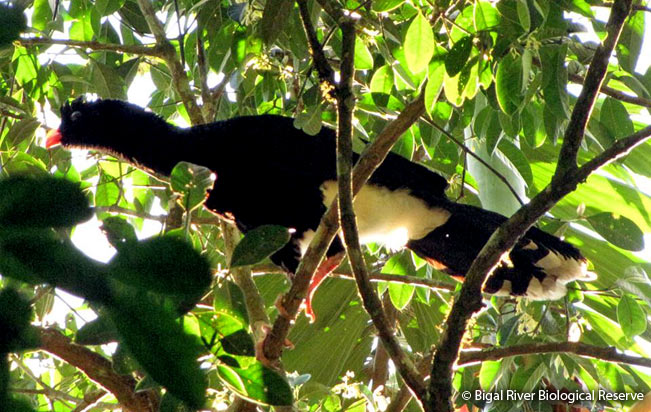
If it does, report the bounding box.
[0,0,649,411]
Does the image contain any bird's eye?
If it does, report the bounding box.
[70,111,82,122]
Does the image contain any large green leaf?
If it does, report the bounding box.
[445,36,473,77]
[617,294,647,339]
[230,225,291,268]
[108,236,212,299]
[600,97,634,139]
[0,229,108,302]
[404,12,434,74]
[217,362,292,406]
[259,0,293,45]
[109,294,206,409]
[0,177,92,228]
[586,212,645,251]
[495,54,522,114]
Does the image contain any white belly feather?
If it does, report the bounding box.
[319,180,450,251]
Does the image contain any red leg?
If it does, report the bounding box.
[302,252,345,323]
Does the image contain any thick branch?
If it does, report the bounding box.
[458,342,651,368]
[18,37,166,57]
[135,0,204,125]
[335,19,427,406]
[427,1,633,410]
[37,327,158,412]
[555,0,633,177]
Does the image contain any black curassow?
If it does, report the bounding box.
[46,98,594,320]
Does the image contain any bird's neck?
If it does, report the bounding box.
[84,123,192,177]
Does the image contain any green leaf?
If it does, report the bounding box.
[96,173,120,207]
[4,118,40,147]
[230,225,291,268]
[479,360,501,391]
[495,54,523,114]
[100,216,138,250]
[0,177,92,228]
[370,65,394,94]
[0,4,26,46]
[473,2,499,31]
[617,294,647,338]
[159,393,195,412]
[0,229,108,302]
[516,0,531,32]
[221,329,255,357]
[381,253,414,309]
[109,236,212,299]
[617,11,644,73]
[259,0,293,45]
[170,162,214,212]
[30,0,50,32]
[372,0,404,12]
[109,294,206,409]
[90,61,127,100]
[388,283,415,310]
[218,362,293,406]
[75,315,118,345]
[425,61,445,118]
[354,37,373,70]
[586,212,645,251]
[70,17,94,42]
[600,97,634,139]
[0,288,37,353]
[540,45,569,118]
[445,36,473,77]
[498,140,533,187]
[213,280,250,324]
[404,13,434,74]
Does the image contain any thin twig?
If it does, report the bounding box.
[135,0,204,125]
[296,0,337,89]
[17,37,166,57]
[458,342,651,368]
[420,116,526,206]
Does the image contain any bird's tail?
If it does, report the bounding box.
[406,203,595,300]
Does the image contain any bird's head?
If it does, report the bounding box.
[45,97,170,150]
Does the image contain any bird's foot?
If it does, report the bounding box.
[302,252,346,323]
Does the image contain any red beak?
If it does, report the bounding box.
[45,129,62,148]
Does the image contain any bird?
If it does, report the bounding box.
[45,97,594,320]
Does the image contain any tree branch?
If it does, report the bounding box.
[458,342,651,369]
[37,327,158,412]
[334,18,427,406]
[220,222,271,343]
[296,0,336,88]
[17,37,166,57]
[135,0,204,125]
[427,1,634,410]
[568,72,651,108]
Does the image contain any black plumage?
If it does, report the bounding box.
[46,98,593,313]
